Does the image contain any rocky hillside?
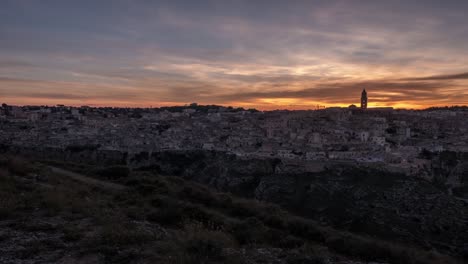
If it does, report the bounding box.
[125,150,468,258]
[0,156,461,264]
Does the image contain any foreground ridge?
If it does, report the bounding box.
[0,156,461,264]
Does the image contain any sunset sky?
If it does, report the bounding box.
[1,0,467,110]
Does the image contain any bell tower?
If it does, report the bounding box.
[361,89,367,109]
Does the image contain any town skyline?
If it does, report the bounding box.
[2,87,467,111]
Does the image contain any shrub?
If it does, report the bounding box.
[182,204,225,230]
[125,206,146,221]
[147,202,185,226]
[41,189,86,215]
[285,255,326,264]
[66,144,99,152]
[0,168,9,178]
[258,210,286,229]
[185,233,223,259]
[230,217,266,245]
[7,157,31,176]
[179,185,215,206]
[0,170,20,219]
[181,223,235,262]
[324,233,455,264]
[0,194,18,219]
[227,200,257,218]
[135,183,157,196]
[95,166,130,180]
[215,193,233,208]
[286,218,326,243]
[97,219,156,248]
[63,225,83,242]
[15,239,46,259]
[266,229,304,249]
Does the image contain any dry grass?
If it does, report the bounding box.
[7,157,32,176]
[0,156,462,264]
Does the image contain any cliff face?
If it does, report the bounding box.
[4,146,468,257]
[5,145,127,165]
[148,151,279,197]
[143,152,468,256]
[428,152,468,199]
[139,151,468,257]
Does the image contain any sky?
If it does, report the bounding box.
[1,0,468,110]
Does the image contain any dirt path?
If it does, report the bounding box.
[48,166,127,191]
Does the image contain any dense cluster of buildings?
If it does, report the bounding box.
[1,94,467,175]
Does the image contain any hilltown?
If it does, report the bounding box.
[1,102,467,176]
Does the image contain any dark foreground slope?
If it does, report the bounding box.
[132,150,468,258]
[0,156,460,264]
[7,145,468,256]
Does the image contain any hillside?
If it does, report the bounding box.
[0,156,461,264]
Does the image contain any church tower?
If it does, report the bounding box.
[361,89,367,109]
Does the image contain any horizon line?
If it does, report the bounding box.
[3,102,467,112]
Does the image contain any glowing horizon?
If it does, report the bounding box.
[2,98,460,111]
[1,1,468,109]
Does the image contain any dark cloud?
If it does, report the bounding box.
[402,72,468,81]
[0,77,140,101]
[0,60,35,69]
[0,76,32,82]
[25,92,88,100]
